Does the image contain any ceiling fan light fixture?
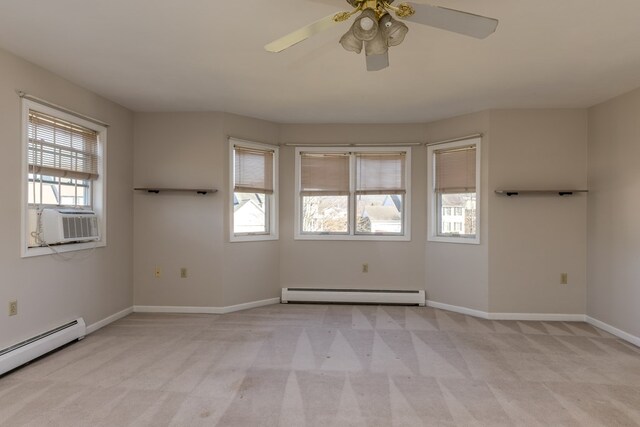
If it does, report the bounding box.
[265,0,499,71]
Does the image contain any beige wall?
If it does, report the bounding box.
[221,113,280,306]
[279,124,427,291]
[133,120,429,306]
[0,48,133,348]
[133,113,226,307]
[424,112,491,312]
[133,112,280,308]
[588,88,640,338]
[488,110,588,314]
[132,110,591,317]
[423,110,588,315]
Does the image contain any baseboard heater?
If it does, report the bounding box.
[0,318,85,376]
[281,288,426,306]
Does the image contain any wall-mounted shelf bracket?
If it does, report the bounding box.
[495,189,588,197]
[134,188,217,195]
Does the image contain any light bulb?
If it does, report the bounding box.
[360,17,375,31]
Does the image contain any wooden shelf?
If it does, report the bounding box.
[134,188,217,195]
[495,190,588,197]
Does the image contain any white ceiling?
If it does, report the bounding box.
[1,0,640,123]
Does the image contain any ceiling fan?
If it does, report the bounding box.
[265,0,499,71]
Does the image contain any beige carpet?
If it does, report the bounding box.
[1,304,640,426]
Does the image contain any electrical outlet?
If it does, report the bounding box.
[561,273,568,285]
[362,263,369,273]
[180,268,188,278]
[154,267,162,278]
[9,300,17,316]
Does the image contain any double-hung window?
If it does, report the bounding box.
[295,146,411,240]
[427,137,480,244]
[22,99,107,257]
[230,138,278,241]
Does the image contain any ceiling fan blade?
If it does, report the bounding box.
[306,0,341,6]
[401,3,498,39]
[265,13,344,53]
[366,51,389,72]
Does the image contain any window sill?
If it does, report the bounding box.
[428,235,480,245]
[23,241,106,258]
[295,234,410,242]
[230,234,279,243]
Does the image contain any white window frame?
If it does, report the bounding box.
[229,138,279,242]
[21,99,107,257]
[427,137,481,245]
[294,146,411,241]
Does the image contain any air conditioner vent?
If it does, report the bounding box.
[41,208,100,244]
[62,216,98,239]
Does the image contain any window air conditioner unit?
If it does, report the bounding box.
[40,208,100,244]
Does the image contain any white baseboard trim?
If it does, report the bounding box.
[586,316,640,348]
[134,305,220,314]
[489,313,586,322]
[426,300,586,322]
[86,306,134,335]
[133,297,280,315]
[219,297,281,314]
[426,300,490,319]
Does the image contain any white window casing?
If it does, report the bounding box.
[21,98,107,257]
[427,137,480,245]
[229,138,279,242]
[295,146,412,241]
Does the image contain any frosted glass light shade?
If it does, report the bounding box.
[365,29,388,56]
[340,29,363,53]
[380,13,408,47]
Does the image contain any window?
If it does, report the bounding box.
[427,137,480,244]
[230,138,278,241]
[22,99,107,257]
[295,146,411,240]
[300,152,350,234]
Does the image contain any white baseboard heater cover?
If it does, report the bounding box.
[282,288,426,306]
[0,318,85,376]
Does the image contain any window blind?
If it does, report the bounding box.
[300,153,350,195]
[234,146,274,194]
[356,152,406,195]
[434,145,476,193]
[28,110,99,180]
